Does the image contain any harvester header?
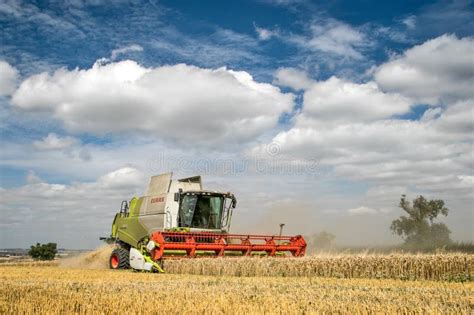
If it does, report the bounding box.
[104,173,306,272]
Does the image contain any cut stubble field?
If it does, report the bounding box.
[1,252,472,314]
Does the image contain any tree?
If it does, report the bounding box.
[28,243,57,260]
[390,195,451,249]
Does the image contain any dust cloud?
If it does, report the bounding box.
[59,245,113,269]
[231,199,399,247]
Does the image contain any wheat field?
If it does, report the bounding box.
[164,253,473,281]
[1,252,472,314]
[1,266,473,314]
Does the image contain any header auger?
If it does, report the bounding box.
[102,173,306,272]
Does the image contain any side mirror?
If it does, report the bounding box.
[174,189,183,202]
[120,200,129,213]
[232,197,237,208]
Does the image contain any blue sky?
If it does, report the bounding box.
[2,0,471,77]
[0,0,473,248]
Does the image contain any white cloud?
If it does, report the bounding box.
[1,136,165,182]
[254,25,277,40]
[401,16,416,29]
[26,170,42,184]
[97,166,144,189]
[96,44,144,64]
[458,175,474,186]
[415,1,473,38]
[110,44,143,60]
[0,0,79,33]
[28,133,91,162]
[373,26,410,44]
[303,20,369,60]
[433,99,474,137]
[298,77,411,125]
[33,133,78,150]
[12,60,294,146]
[260,0,304,5]
[151,27,260,67]
[4,167,144,205]
[365,185,407,199]
[0,60,18,96]
[347,206,378,215]
[252,37,473,205]
[252,19,372,75]
[374,35,474,104]
[2,134,472,246]
[0,167,145,247]
[268,118,471,191]
[273,67,314,90]
[420,107,442,122]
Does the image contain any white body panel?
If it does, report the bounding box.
[146,173,172,196]
[138,173,204,230]
[129,248,153,271]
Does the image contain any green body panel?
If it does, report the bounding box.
[129,197,139,216]
[111,198,150,248]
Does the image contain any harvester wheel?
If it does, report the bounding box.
[110,248,130,269]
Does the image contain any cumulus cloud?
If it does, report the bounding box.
[12,60,294,146]
[374,35,474,104]
[273,67,314,91]
[33,133,78,150]
[97,166,144,188]
[298,77,411,125]
[0,167,145,247]
[31,133,92,162]
[253,36,473,206]
[0,60,18,96]
[433,99,473,137]
[268,118,471,192]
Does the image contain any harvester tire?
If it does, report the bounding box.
[110,248,130,270]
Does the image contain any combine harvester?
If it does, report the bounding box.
[103,173,306,272]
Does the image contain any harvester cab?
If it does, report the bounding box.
[175,190,236,232]
[105,173,306,272]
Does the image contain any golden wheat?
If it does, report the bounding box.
[4,252,471,281]
[164,253,473,281]
[0,265,472,314]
